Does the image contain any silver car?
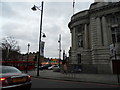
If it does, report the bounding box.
[0,66,32,90]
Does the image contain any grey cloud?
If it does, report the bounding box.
[1,2,17,18]
[44,2,72,15]
[2,20,39,42]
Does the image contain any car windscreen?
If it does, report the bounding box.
[1,66,22,74]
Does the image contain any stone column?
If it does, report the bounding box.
[72,27,76,50]
[96,17,102,46]
[84,24,88,49]
[102,16,108,46]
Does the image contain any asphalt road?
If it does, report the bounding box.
[31,77,120,89]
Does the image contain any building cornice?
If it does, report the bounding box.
[68,10,89,29]
[68,2,120,29]
[89,2,120,14]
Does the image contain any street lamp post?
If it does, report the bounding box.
[58,34,61,67]
[26,43,30,73]
[31,1,44,76]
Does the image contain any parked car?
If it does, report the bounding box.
[53,68,60,72]
[0,66,32,90]
[39,64,52,70]
[48,65,59,70]
[52,65,60,72]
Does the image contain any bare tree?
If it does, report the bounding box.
[0,36,20,61]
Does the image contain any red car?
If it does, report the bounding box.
[0,66,32,90]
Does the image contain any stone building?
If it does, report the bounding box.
[68,2,120,74]
[0,47,2,62]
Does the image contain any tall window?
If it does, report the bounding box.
[110,16,118,24]
[77,54,81,64]
[77,24,84,33]
[78,35,83,47]
[77,24,84,48]
[117,26,120,42]
[111,26,120,43]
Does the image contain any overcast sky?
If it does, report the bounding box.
[0,0,93,59]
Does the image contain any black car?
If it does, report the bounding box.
[0,66,32,89]
[39,64,52,70]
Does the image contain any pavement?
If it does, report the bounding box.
[27,69,120,85]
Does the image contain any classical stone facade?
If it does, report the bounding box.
[68,2,120,74]
[0,47,2,62]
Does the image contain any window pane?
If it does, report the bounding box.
[117,33,120,42]
[112,34,116,43]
